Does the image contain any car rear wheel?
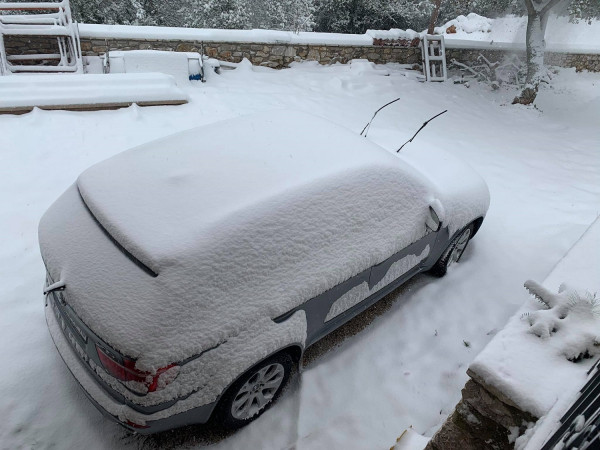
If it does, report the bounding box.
[429,224,473,277]
[216,351,294,429]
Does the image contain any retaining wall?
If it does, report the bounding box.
[3,31,599,72]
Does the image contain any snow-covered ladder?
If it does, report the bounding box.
[0,0,83,75]
[422,34,447,82]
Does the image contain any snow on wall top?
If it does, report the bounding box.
[78,23,373,46]
[365,28,420,41]
[41,111,437,369]
[78,15,600,54]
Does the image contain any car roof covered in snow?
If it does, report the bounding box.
[77,110,422,274]
[42,110,443,367]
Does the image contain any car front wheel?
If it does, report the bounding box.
[429,224,473,277]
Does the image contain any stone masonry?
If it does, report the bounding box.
[425,369,537,450]
[3,34,599,72]
[74,38,422,68]
[446,47,600,72]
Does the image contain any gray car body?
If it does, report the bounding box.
[41,111,489,434]
[45,218,481,434]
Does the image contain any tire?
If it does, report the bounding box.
[215,351,294,429]
[429,224,474,278]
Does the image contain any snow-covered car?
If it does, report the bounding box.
[39,110,490,434]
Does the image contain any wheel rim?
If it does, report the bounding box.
[448,228,471,267]
[231,363,285,420]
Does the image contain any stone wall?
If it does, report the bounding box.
[425,372,536,450]
[446,47,600,72]
[545,51,600,72]
[3,35,60,56]
[4,34,599,72]
[75,38,421,68]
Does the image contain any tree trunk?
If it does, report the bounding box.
[427,0,442,35]
[513,11,546,104]
[513,0,566,105]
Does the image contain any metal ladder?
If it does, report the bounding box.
[422,34,447,82]
[0,0,83,75]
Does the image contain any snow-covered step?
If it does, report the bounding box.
[0,73,189,113]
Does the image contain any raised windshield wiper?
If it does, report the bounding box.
[43,279,65,295]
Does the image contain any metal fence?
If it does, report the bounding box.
[541,358,600,450]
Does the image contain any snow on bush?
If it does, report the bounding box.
[435,13,493,36]
[470,280,600,418]
[449,54,528,90]
[523,280,599,363]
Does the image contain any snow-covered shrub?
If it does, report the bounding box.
[523,280,600,364]
[450,54,527,90]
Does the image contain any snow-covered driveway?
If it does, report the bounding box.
[1,61,599,449]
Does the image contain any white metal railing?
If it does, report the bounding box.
[0,0,82,75]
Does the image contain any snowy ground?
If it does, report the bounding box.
[1,61,599,450]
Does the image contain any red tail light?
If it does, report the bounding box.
[96,345,178,394]
[125,420,150,429]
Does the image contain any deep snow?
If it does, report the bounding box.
[0,60,599,449]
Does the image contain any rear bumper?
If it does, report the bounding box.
[45,299,217,434]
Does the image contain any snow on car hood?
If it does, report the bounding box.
[39,111,485,370]
[398,146,490,237]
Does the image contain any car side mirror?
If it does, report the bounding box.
[426,206,441,232]
[426,200,445,232]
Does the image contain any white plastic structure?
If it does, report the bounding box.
[422,34,447,82]
[0,0,83,75]
[104,50,205,85]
